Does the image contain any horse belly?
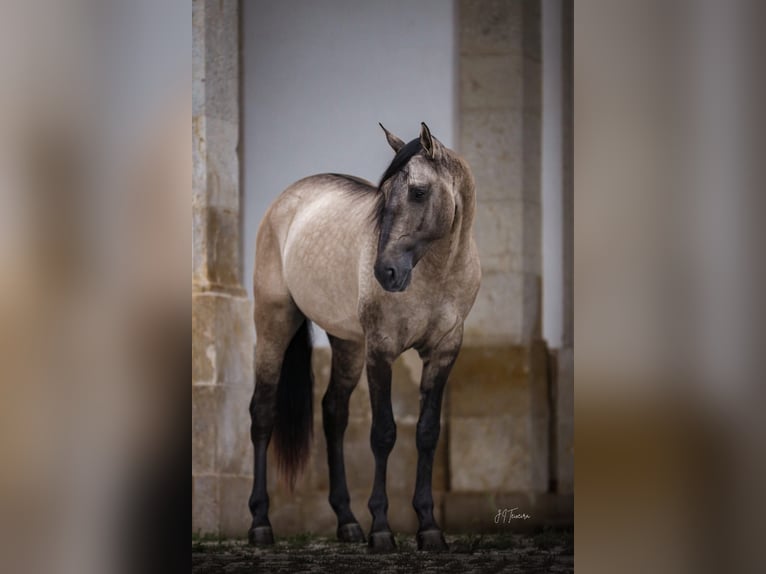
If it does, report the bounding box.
[281,200,367,342]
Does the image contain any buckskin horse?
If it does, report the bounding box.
[248,123,481,552]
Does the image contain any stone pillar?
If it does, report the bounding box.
[556,0,574,496]
[460,0,542,345]
[446,0,552,528]
[192,0,255,536]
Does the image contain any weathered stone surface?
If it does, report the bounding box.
[192,115,207,208]
[443,491,574,533]
[191,292,215,385]
[267,491,306,535]
[192,192,244,295]
[449,392,549,492]
[193,0,242,289]
[450,415,533,491]
[463,271,524,345]
[192,475,219,535]
[191,205,207,288]
[203,2,239,122]
[192,0,206,116]
[521,272,541,342]
[192,385,218,474]
[555,347,573,423]
[460,53,522,110]
[219,475,252,538]
[520,199,541,274]
[458,0,542,350]
[216,384,254,476]
[529,415,549,489]
[459,0,521,55]
[192,293,254,386]
[474,199,519,275]
[523,56,542,115]
[192,0,239,123]
[449,346,531,418]
[200,117,241,211]
[205,207,242,290]
[448,344,549,494]
[472,201,540,278]
[555,347,573,494]
[521,0,541,62]
[528,340,550,419]
[461,109,522,202]
[556,418,573,494]
[521,114,542,205]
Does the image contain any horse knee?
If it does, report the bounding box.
[250,383,277,439]
[322,385,351,425]
[371,421,397,456]
[416,420,441,453]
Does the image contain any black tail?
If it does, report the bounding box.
[273,319,314,490]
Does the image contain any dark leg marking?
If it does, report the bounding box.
[413,336,461,551]
[366,352,397,552]
[323,336,365,543]
[248,379,276,545]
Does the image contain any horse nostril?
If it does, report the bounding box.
[386,267,396,281]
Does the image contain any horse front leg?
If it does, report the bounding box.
[365,349,397,552]
[323,335,366,543]
[413,325,463,551]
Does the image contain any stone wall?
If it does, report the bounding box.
[441,0,567,529]
[556,0,574,496]
[191,0,572,538]
[192,0,255,535]
[460,0,542,346]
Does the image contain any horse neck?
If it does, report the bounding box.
[421,175,476,277]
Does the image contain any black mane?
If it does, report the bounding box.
[379,138,422,188]
[326,137,423,233]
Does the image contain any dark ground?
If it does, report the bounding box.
[192,529,574,573]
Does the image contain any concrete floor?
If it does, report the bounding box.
[192,530,574,573]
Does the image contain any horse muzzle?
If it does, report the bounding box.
[374,259,412,292]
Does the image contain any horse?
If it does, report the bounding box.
[247,122,481,552]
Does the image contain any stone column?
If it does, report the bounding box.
[446,0,556,530]
[192,0,255,536]
[556,0,574,496]
[460,0,542,345]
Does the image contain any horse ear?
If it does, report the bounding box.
[419,122,440,160]
[379,123,405,153]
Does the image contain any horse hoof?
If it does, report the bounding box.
[337,522,366,543]
[368,530,396,553]
[248,525,275,546]
[417,529,448,552]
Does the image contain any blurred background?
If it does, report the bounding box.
[192,0,574,539]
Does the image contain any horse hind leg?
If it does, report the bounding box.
[322,335,366,543]
[247,291,307,546]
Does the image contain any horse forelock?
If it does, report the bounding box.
[378,138,422,188]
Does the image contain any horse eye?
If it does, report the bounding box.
[409,187,428,201]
